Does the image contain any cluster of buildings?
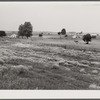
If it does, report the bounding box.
[68,32,99,39]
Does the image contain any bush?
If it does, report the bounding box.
[18,22,33,38]
[65,34,67,37]
[39,33,43,37]
[0,31,6,37]
[83,33,91,44]
[58,32,61,35]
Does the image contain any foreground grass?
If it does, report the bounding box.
[0,37,100,89]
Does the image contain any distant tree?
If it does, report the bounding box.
[61,28,66,35]
[0,31,6,37]
[18,24,24,38]
[80,31,83,34]
[58,32,62,38]
[18,22,33,38]
[24,22,33,38]
[39,33,43,37]
[58,32,61,35]
[83,33,91,44]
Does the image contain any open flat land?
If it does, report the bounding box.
[0,34,100,89]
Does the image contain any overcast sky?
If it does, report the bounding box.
[0,2,100,33]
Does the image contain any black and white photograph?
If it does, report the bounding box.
[0,1,100,91]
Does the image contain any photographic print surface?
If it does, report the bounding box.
[0,1,100,90]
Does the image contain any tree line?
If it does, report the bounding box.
[0,21,94,44]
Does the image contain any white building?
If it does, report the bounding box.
[10,34,17,38]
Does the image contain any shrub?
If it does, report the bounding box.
[39,33,43,37]
[65,34,68,37]
[58,32,61,35]
[0,31,6,37]
[18,22,33,38]
[83,33,91,44]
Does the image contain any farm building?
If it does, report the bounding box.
[91,33,98,36]
[72,35,77,39]
[91,33,98,38]
[9,34,17,38]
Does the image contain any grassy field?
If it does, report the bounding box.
[0,34,100,89]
